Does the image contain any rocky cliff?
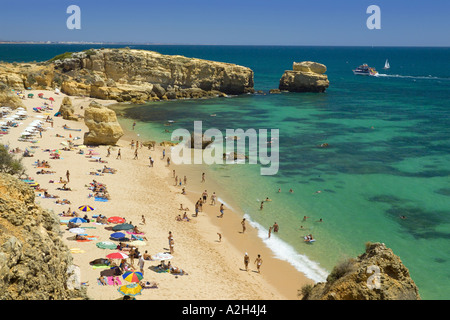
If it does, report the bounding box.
[0,48,255,103]
[0,173,87,300]
[301,242,421,300]
[54,48,254,102]
[279,61,329,93]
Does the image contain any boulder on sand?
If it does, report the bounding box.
[83,101,124,145]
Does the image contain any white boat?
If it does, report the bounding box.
[383,59,390,70]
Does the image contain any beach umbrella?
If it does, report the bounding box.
[96,241,118,250]
[112,223,134,231]
[110,232,126,239]
[122,271,143,283]
[129,240,146,247]
[118,283,142,296]
[69,228,86,234]
[78,205,94,212]
[38,93,44,97]
[106,252,129,259]
[49,97,54,101]
[152,252,173,261]
[107,216,125,224]
[70,217,87,223]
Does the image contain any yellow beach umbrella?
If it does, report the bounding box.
[118,283,142,296]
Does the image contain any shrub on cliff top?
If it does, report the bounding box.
[0,144,24,176]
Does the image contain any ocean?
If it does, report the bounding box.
[1,44,449,299]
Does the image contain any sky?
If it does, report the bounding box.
[0,0,449,46]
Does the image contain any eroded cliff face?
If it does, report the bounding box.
[302,242,421,300]
[0,48,255,103]
[0,173,86,300]
[279,61,329,93]
[54,48,255,102]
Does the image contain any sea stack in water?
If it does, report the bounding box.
[279,61,329,93]
[83,101,124,145]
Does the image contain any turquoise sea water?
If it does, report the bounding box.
[2,44,449,299]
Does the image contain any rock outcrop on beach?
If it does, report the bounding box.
[52,48,254,102]
[301,242,421,300]
[83,101,124,145]
[58,96,78,121]
[279,61,329,93]
[0,173,87,300]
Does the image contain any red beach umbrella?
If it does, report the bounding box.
[107,216,126,224]
[38,93,44,96]
[106,252,129,259]
[49,97,54,101]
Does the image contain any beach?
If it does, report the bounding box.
[1,90,314,300]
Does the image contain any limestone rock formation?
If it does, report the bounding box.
[279,61,329,93]
[83,101,124,145]
[58,96,78,121]
[0,90,25,109]
[52,48,254,102]
[0,173,87,300]
[302,242,421,300]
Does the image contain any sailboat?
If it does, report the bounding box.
[383,59,390,70]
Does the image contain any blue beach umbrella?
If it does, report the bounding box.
[110,232,126,239]
[70,217,87,223]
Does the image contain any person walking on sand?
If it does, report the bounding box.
[202,190,208,203]
[106,147,111,157]
[210,192,216,205]
[116,149,121,159]
[132,122,136,130]
[201,172,205,183]
[168,231,174,254]
[183,175,187,185]
[141,215,146,225]
[244,253,250,271]
[167,157,170,166]
[66,170,70,183]
[241,218,246,233]
[217,233,222,242]
[254,254,263,273]
[138,254,145,275]
[162,149,165,159]
[133,148,138,160]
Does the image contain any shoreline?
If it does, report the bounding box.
[119,114,317,299]
[2,90,314,300]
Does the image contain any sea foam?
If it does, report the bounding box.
[243,213,329,283]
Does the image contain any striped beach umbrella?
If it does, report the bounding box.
[122,271,143,283]
[78,205,94,212]
[118,283,142,296]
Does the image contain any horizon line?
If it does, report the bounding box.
[0,41,449,48]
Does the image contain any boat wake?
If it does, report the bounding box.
[376,73,450,81]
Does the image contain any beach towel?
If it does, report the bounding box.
[95,197,109,202]
[126,231,145,235]
[107,277,122,286]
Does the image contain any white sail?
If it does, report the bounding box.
[384,59,390,69]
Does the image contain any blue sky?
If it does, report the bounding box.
[0,0,449,46]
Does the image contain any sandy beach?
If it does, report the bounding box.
[1,90,314,300]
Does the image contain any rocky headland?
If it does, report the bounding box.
[0,48,255,104]
[301,242,421,300]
